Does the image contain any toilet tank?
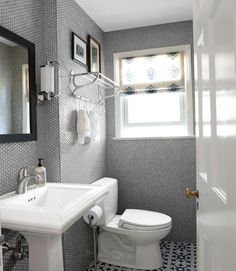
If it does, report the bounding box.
[92,177,118,224]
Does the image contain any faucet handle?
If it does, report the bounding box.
[18,166,36,178]
[18,167,28,180]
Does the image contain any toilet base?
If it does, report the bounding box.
[135,242,162,269]
[98,231,163,270]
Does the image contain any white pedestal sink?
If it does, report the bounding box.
[23,232,64,271]
[0,183,108,271]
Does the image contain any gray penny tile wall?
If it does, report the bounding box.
[0,0,60,270]
[0,0,106,270]
[0,1,196,271]
[56,0,106,270]
[104,21,196,243]
[57,0,106,186]
[0,0,60,189]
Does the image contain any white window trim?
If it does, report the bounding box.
[113,45,194,139]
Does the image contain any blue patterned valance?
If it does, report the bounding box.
[120,51,185,95]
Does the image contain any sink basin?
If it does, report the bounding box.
[0,183,108,234]
[0,182,108,271]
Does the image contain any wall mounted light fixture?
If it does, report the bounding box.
[38,61,59,105]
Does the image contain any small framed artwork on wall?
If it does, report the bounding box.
[87,35,101,73]
[72,32,87,67]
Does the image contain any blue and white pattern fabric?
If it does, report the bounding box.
[120,52,185,95]
[86,241,197,271]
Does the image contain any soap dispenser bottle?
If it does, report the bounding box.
[35,158,46,185]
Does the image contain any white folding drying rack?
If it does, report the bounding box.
[70,71,121,105]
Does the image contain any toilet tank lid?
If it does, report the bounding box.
[118,209,172,229]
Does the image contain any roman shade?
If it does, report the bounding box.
[120,51,185,95]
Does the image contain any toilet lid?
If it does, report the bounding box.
[118,209,172,230]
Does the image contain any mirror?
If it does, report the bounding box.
[0,25,37,143]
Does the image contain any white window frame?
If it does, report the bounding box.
[113,45,194,139]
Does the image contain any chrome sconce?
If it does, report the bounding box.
[38,61,59,105]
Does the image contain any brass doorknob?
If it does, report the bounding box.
[185,188,199,198]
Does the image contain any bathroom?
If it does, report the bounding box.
[0,0,235,270]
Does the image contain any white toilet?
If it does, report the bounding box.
[90,178,172,270]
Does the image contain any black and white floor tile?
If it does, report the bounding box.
[86,241,197,271]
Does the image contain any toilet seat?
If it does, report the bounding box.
[102,210,172,234]
[118,209,172,230]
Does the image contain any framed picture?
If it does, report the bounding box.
[72,32,87,67]
[87,35,101,73]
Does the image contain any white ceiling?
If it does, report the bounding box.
[75,0,193,32]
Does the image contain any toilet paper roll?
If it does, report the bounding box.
[83,205,103,226]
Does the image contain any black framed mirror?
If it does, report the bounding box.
[0,25,37,143]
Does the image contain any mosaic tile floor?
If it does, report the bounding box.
[86,241,197,271]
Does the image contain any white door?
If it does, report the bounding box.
[193,0,236,270]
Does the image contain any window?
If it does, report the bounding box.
[114,45,193,138]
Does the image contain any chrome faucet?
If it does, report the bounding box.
[16,167,40,194]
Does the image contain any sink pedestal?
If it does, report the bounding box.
[0,183,108,270]
[22,232,64,271]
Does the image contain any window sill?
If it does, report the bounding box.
[112,136,196,141]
